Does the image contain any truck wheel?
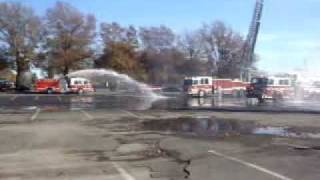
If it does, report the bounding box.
[78,89,84,94]
[258,97,264,103]
[199,90,205,97]
[272,93,283,102]
[232,90,239,97]
[247,97,258,105]
[240,90,245,97]
[47,88,53,94]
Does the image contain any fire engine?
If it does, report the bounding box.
[68,77,95,94]
[246,76,295,102]
[183,76,248,97]
[35,79,68,94]
[35,77,95,94]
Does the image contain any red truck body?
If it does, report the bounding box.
[246,77,295,101]
[213,79,248,95]
[35,79,66,93]
[183,76,248,97]
[35,77,95,94]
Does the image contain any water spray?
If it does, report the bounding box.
[67,69,165,101]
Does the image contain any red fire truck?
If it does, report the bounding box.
[246,76,295,102]
[35,77,95,94]
[183,76,248,97]
[68,77,95,94]
[35,79,68,94]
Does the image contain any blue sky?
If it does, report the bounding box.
[2,0,320,74]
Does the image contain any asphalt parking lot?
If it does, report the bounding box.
[0,92,320,180]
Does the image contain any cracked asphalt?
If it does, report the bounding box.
[0,93,320,180]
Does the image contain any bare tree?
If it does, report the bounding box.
[137,25,182,83]
[0,59,7,71]
[45,1,96,76]
[100,22,126,44]
[127,25,139,48]
[0,2,41,88]
[139,25,176,51]
[97,42,147,80]
[0,46,9,70]
[97,23,146,80]
[179,31,205,61]
[100,22,138,47]
[199,21,245,78]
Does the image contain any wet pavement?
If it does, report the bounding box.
[1,91,320,179]
[1,91,320,113]
[139,116,320,139]
[139,116,255,137]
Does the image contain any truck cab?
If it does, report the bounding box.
[183,76,213,97]
[246,77,268,102]
[247,77,295,102]
[69,77,95,94]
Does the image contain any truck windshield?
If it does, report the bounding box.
[251,78,268,85]
[184,79,193,86]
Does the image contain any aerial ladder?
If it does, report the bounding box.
[241,0,264,81]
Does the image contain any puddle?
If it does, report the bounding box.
[253,127,320,139]
[253,127,287,136]
[139,117,320,139]
[139,116,255,137]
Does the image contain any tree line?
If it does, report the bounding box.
[0,1,256,88]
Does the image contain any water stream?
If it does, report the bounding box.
[67,69,163,100]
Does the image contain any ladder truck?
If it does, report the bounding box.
[241,0,264,81]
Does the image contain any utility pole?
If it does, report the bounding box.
[241,0,264,81]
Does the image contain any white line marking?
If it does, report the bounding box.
[120,110,140,119]
[30,108,41,121]
[10,96,17,101]
[112,162,136,180]
[81,110,93,120]
[208,150,293,180]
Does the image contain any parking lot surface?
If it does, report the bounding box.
[0,92,320,180]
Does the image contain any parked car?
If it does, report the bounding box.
[0,80,15,91]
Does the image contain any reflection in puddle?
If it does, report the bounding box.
[67,94,158,111]
[253,127,320,139]
[140,117,255,137]
[187,98,214,108]
[253,127,287,136]
[185,97,246,108]
[140,117,320,139]
[69,96,95,110]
